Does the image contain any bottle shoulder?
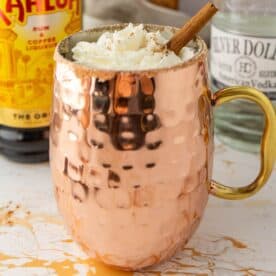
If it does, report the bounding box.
[212,12,276,37]
[216,0,276,14]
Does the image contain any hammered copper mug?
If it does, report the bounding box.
[50,24,276,270]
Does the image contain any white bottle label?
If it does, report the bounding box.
[211,26,276,96]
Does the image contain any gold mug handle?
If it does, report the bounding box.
[210,87,276,200]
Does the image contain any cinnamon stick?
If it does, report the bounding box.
[167,2,218,54]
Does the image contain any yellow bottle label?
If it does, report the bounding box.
[0,0,81,128]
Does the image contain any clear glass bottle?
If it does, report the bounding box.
[210,0,276,153]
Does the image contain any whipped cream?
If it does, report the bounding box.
[72,24,196,70]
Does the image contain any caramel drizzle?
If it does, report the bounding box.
[0,203,275,275]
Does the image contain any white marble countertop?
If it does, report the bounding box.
[0,141,276,276]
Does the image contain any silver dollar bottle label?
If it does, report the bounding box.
[211,25,276,100]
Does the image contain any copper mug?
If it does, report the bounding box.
[50,24,275,270]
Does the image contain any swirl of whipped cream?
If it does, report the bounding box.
[72,24,196,70]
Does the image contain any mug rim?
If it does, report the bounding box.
[55,23,208,76]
